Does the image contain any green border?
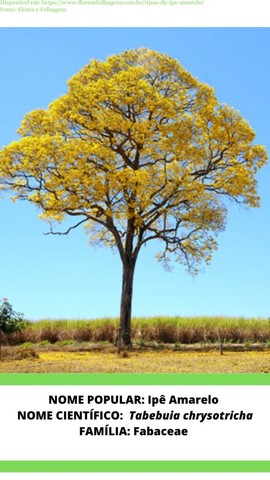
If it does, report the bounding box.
[0,461,270,472]
[1,374,270,472]
[0,373,270,384]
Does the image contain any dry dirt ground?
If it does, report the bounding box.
[1,347,270,373]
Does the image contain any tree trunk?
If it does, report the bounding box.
[118,260,136,349]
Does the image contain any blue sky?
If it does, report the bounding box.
[0,28,269,320]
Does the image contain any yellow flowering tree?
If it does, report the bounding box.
[0,48,267,346]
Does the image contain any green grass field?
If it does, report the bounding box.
[5,315,270,345]
[1,316,270,373]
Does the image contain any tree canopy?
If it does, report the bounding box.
[0,298,25,359]
[0,48,267,345]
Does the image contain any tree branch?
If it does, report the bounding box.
[44,218,88,236]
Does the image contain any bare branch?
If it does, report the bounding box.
[44,218,88,236]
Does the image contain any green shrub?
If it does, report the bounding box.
[0,298,25,359]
